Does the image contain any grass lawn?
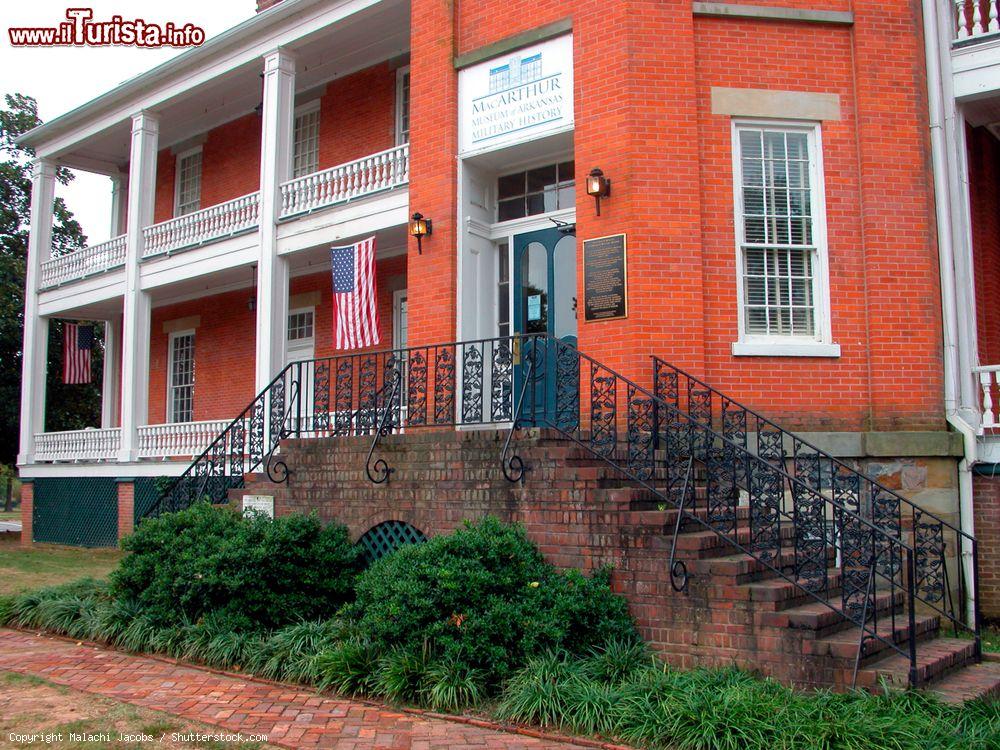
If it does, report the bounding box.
[0,510,20,521]
[0,534,123,596]
[0,671,277,749]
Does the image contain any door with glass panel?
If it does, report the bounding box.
[286,308,315,432]
[512,227,578,425]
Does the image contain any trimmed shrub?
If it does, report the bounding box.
[111,503,363,631]
[346,516,637,687]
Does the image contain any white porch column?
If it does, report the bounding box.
[101,315,122,428]
[254,48,296,392]
[109,175,128,237]
[17,159,56,465]
[118,112,159,461]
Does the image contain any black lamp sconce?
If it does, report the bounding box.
[586,168,611,216]
[410,212,432,254]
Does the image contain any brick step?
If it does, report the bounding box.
[804,614,940,663]
[618,506,755,531]
[859,638,979,689]
[670,522,798,559]
[928,659,1000,704]
[687,548,826,584]
[744,569,843,611]
[761,590,904,637]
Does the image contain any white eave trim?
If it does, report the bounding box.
[16,0,384,154]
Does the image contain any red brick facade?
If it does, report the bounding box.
[133,2,947,435]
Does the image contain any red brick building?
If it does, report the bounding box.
[15,0,1000,694]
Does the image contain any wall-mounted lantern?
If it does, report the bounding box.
[247,264,258,311]
[409,212,432,254]
[586,168,611,216]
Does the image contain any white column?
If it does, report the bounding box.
[17,159,56,465]
[109,175,127,237]
[119,112,158,461]
[101,315,122,428]
[254,48,296,392]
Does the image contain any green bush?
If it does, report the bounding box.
[111,503,363,631]
[346,516,637,687]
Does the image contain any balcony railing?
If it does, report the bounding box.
[279,144,409,218]
[38,234,127,289]
[975,364,1000,431]
[33,420,231,462]
[955,0,1000,41]
[142,191,260,258]
[137,419,233,459]
[34,428,121,462]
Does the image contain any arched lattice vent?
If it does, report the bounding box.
[358,520,428,563]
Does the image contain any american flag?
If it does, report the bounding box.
[331,236,380,350]
[63,323,94,385]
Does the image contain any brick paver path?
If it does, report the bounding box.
[0,629,596,749]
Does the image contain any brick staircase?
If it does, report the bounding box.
[151,333,997,702]
[234,430,1000,703]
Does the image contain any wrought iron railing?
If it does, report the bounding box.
[150,336,529,516]
[650,356,980,667]
[148,335,981,686]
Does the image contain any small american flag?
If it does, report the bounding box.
[331,236,380,350]
[63,323,94,385]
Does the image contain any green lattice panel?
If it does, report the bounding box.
[133,477,169,526]
[32,477,118,548]
[358,520,428,563]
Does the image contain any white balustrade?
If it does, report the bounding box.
[38,234,127,289]
[975,366,1000,430]
[142,192,261,258]
[137,419,237,458]
[279,144,409,218]
[955,0,1000,41]
[33,428,121,462]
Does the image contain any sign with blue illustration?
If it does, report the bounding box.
[458,34,574,155]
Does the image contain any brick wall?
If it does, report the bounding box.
[404,0,944,432]
[19,481,32,548]
[147,255,406,423]
[969,125,1000,366]
[973,473,1000,621]
[117,481,134,540]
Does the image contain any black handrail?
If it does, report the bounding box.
[651,355,980,657]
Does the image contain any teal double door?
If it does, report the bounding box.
[511,227,578,425]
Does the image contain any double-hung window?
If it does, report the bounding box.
[292,103,321,178]
[168,331,195,423]
[174,148,202,216]
[396,66,410,145]
[732,122,838,357]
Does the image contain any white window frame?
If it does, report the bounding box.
[730,119,839,357]
[395,65,410,146]
[167,330,195,424]
[173,146,203,217]
[291,101,321,179]
[287,306,316,351]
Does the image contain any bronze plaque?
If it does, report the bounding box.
[583,233,627,322]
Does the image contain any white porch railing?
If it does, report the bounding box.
[38,234,128,289]
[34,428,121,462]
[142,191,260,258]
[975,365,1000,430]
[279,144,409,218]
[955,0,1000,41]
[137,419,234,459]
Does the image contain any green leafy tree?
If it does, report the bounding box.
[0,93,101,464]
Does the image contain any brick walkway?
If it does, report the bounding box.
[0,629,599,749]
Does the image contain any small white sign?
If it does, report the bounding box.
[458,34,574,155]
[242,494,274,518]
